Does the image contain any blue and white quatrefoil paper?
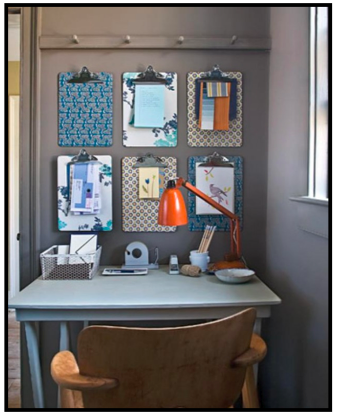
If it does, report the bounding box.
[58,72,113,147]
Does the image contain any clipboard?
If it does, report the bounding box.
[122,69,177,147]
[58,151,113,232]
[187,67,243,147]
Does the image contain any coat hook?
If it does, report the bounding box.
[124,35,131,44]
[178,36,184,45]
[231,35,238,45]
[72,34,79,44]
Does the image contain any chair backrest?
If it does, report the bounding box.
[77,308,256,409]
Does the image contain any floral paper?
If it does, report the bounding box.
[57,155,113,231]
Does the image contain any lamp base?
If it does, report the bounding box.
[209,259,246,271]
[209,253,246,271]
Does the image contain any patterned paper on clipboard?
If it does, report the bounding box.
[187,156,243,232]
[58,72,113,147]
[121,156,177,232]
[122,72,177,147]
[187,71,243,147]
[57,155,113,231]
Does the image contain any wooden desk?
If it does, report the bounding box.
[9,266,281,408]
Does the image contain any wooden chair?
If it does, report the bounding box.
[51,308,266,409]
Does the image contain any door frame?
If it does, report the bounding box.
[19,6,42,291]
[8,95,20,299]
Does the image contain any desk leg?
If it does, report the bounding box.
[253,318,262,382]
[58,322,70,408]
[59,322,70,351]
[24,322,44,408]
[242,318,262,409]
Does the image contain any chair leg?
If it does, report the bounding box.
[242,366,260,408]
[60,388,84,409]
[60,388,75,408]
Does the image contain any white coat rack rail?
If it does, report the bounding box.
[39,35,271,51]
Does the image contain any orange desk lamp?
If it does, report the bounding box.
[158,177,245,271]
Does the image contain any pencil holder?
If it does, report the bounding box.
[189,250,210,272]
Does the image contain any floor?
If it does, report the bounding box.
[8,310,21,408]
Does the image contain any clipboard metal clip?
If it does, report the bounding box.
[133,153,168,168]
[69,149,100,165]
[199,64,229,82]
[67,66,103,84]
[198,152,234,168]
[133,65,167,85]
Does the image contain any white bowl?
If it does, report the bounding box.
[215,268,255,284]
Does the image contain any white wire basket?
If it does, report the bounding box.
[40,245,102,280]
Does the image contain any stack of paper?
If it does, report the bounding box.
[197,81,232,131]
[70,163,101,215]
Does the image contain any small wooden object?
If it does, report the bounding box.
[51,308,267,409]
[181,264,201,277]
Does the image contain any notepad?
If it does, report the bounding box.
[134,84,165,128]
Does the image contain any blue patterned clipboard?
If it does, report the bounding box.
[58,72,113,147]
[188,156,243,231]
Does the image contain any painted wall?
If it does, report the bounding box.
[260,7,329,409]
[8,62,20,95]
[8,14,20,61]
[38,6,269,273]
[22,6,271,408]
[21,6,329,410]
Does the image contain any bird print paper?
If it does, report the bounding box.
[195,163,234,215]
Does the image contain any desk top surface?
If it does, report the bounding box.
[8,266,281,310]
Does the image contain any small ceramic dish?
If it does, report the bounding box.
[215,268,255,284]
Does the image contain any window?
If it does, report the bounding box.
[309,6,329,200]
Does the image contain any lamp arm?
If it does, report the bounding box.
[177,177,241,259]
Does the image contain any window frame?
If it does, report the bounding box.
[308,6,329,201]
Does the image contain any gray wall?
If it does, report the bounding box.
[259,7,329,409]
[21,6,329,410]
[22,6,270,408]
[38,6,270,272]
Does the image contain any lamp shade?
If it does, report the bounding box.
[158,180,188,226]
